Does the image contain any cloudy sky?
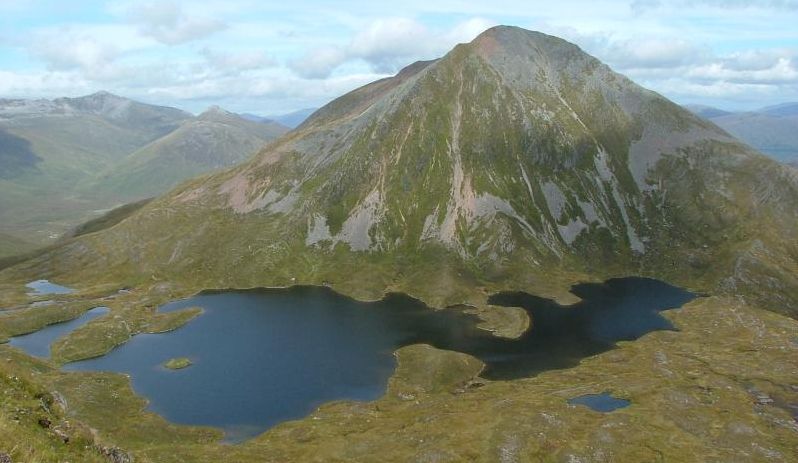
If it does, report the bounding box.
[0,0,796,115]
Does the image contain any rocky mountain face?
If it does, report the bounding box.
[0,93,287,252]
[7,26,797,317]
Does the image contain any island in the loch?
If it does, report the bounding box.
[163,358,193,370]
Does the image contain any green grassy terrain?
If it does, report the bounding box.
[64,199,153,239]
[3,28,794,321]
[163,358,193,370]
[0,232,37,259]
[0,296,795,462]
[88,107,288,200]
[0,26,796,461]
[0,95,287,245]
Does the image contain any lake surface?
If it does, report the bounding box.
[567,392,631,412]
[45,277,693,441]
[10,307,109,358]
[26,279,73,296]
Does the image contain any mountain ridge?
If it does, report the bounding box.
[89,108,288,199]
[686,103,798,164]
[4,26,797,320]
[0,92,287,245]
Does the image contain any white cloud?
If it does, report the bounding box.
[289,46,349,79]
[201,48,277,74]
[446,17,499,44]
[348,17,433,72]
[607,39,708,69]
[125,1,226,45]
[32,33,118,72]
[720,49,791,71]
[0,69,93,97]
[632,0,798,12]
[687,57,798,84]
[2,1,797,112]
[26,25,153,80]
[290,17,498,79]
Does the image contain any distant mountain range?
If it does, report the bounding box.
[2,27,797,462]
[243,108,318,129]
[685,103,798,165]
[16,26,795,324]
[89,105,287,199]
[0,92,288,255]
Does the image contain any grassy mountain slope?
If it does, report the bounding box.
[89,107,288,199]
[0,92,192,241]
[4,26,796,321]
[0,95,286,243]
[0,232,37,259]
[1,26,797,462]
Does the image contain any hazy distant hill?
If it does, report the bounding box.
[683,104,732,119]
[91,107,288,199]
[0,92,193,242]
[686,103,798,164]
[760,102,798,117]
[0,93,287,243]
[244,108,318,128]
[3,27,798,462]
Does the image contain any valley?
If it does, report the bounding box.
[0,24,796,463]
[0,287,795,462]
[5,278,692,443]
[0,94,288,254]
[687,103,798,165]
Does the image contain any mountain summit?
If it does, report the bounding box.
[6,26,797,317]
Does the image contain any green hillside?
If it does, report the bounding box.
[89,107,288,199]
[8,26,794,317]
[0,232,36,259]
[0,26,796,462]
[0,94,286,243]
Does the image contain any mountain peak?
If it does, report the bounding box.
[198,105,241,123]
[69,91,129,104]
[473,25,550,44]
[449,25,602,93]
[469,26,580,56]
[56,91,133,119]
[87,90,124,99]
[11,26,797,325]
[201,105,232,116]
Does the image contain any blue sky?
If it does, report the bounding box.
[0,0,796,114]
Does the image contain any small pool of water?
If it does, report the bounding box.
[567,392,631,412]
[26,280,74,296]
[44,277,692,442]
[10,307,109,358]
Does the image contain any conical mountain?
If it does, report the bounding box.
[5,26,797,317]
